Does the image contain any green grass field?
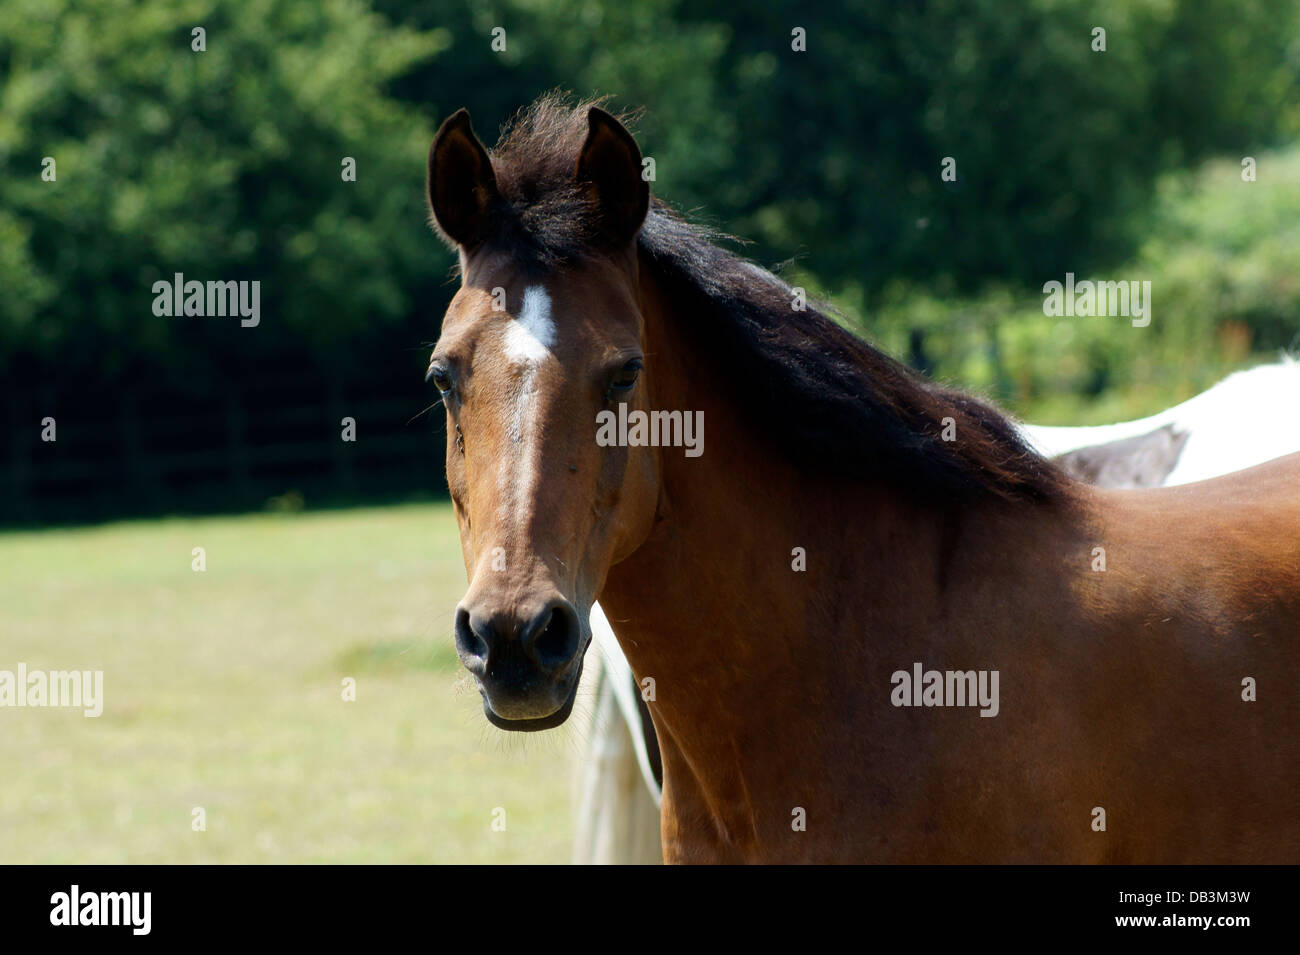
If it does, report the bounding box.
[0,503,584,863]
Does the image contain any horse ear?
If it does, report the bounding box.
[575,107,649,245]
[427,108,500,249]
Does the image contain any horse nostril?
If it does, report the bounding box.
[522,601,580,671]
[453,607,489,675]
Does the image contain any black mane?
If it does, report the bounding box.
[470,93,1070,504]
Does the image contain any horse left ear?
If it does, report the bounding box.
[575,107,650,246]
[428,108,500,249]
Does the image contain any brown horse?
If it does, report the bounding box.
[424,95,1300,863]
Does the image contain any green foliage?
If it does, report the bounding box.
[0,0,444,385]
[860,145,1300,424]
[383,0,1300,319]
[683,0,1300,293]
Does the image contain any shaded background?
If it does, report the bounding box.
[2,0,1299,863]
[4,0,1298,525]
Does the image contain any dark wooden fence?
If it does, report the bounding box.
[5,370,448,526]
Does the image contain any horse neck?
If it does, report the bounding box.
[597,255,994,858]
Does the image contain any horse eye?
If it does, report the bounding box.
[427,363,454,395]
[610,359,643,392]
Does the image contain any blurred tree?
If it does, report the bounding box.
[0,0,445,390]
[381,0,1298,299]
[679,0,1300,295]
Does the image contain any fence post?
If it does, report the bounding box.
[8,390,34,523]
[226,388,252,501]
[328,380,355,496]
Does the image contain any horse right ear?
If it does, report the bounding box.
[427,109,500,249]
[575,107,649,246]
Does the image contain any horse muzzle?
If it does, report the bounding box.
[454,597,585,731]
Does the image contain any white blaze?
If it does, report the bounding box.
[504,285,557,364]
[499,285,557,511]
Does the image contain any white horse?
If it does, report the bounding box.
[571,603,663,865]
[1020,358,1300,486]
[572,357,1300,864]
